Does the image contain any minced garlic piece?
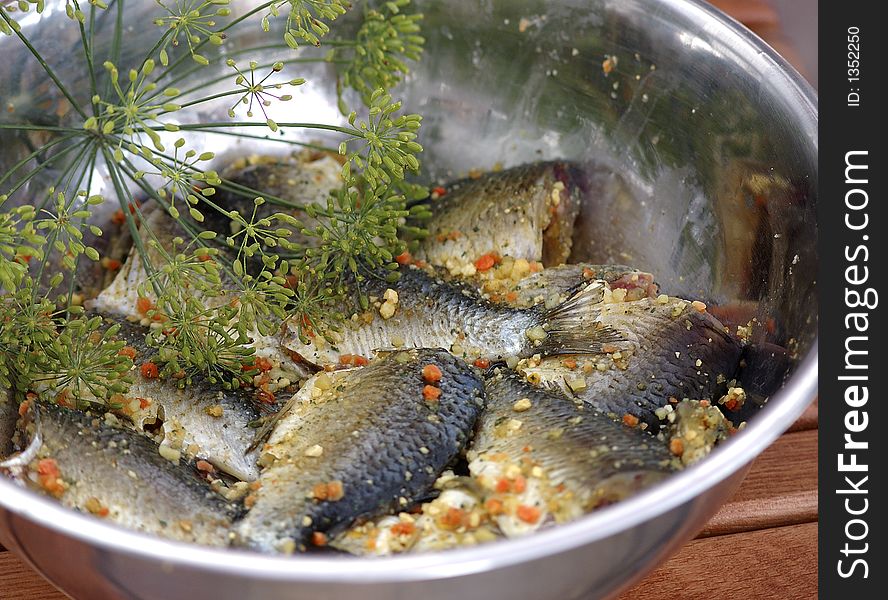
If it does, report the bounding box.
[512,398,532,412]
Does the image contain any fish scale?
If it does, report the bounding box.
[235,348,485,553]
[17,403,235,546]
[284,265,623,367]
[522,297,743,431]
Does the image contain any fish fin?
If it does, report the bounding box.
[246,393,300,453]
[534,280,633,356]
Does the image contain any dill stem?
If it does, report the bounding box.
[170,121,356,137]
[0,133,80,190]
[100,145,164,297]
[0,141,87,203]
[168,57,346,101]
[169,128,339,153]
[0,125,83,132]
[73,0,98,102]
[0,13,88,121]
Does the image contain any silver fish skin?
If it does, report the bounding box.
[520,296,742,432]
[282,265,626,368]
[508,263,658,309]
[469,373,674,536]
[234,349,485,553]
[18,403,234,546]
[414,161,584,268]
[104,316,263,482]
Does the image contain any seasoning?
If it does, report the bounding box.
[140,361,159,379]
[422,364,443,384]
[516,504,541,524]
[422,385,442,402]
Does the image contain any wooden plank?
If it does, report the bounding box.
[728,429,817,504]
[0,551,67,600]
[618,522,818,600]
[697,428,817,537]
[787,399,818,432]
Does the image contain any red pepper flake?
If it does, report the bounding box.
[440,507,466,529]
[311,531,328,546]
[528,261,543,273]
[422,364,442,384]
[521,445,533,453]
[622,413,640,428]
[516,505,541,524]
[140,361,159,379]
[138,397,152,409]
[118,346,137,360]
[196,460,215,474]
[473,358,491,369]
[395,251,412,265]
[474,253,500,272]
[495,478,511,494]
[431,186,447,199]
[582,267,596,279]
[724,398,739,412]
[390,522,416,536]
[18,399,31,417]
[257,390,276,405]
[512,475,527,494]
[111,209,126,225]
[422,385,441,402]
[669,438,684,456]
[136,297,153,315]
[255,357,273,372]
[561,358,577,370]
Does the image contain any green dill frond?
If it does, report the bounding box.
[341,0,424,107]
[136,138,219,222]
[28,315,133,408]
[340,88,422,188]
[86,59,182,155]
[0,0,429,404]
[225,59,305,131]
[146,300,255,389]
[264,0,349,49]
[153,0,230,66]
[0,204,44,290]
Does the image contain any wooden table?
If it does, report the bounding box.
[0,401,819,600]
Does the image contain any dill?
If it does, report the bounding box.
[0,0,426,403]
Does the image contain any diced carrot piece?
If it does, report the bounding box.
[118,346,137,360]
[422,364,442,384]
[622,414,640,428]
[390,522,416,536]
[136,297,153,315]
[422,385,441,401]
[140,362,159,379]
[474,253,499,272]
[516,505,541,524]
[473,358,491,369]
[395,251,412,265]
[311,532,328,546]
[670,438,684,456]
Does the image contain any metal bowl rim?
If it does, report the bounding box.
[0,0,818,584]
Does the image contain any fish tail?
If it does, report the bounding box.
[533,280,632,356]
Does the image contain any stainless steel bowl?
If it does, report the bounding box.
[0,1,817,598]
